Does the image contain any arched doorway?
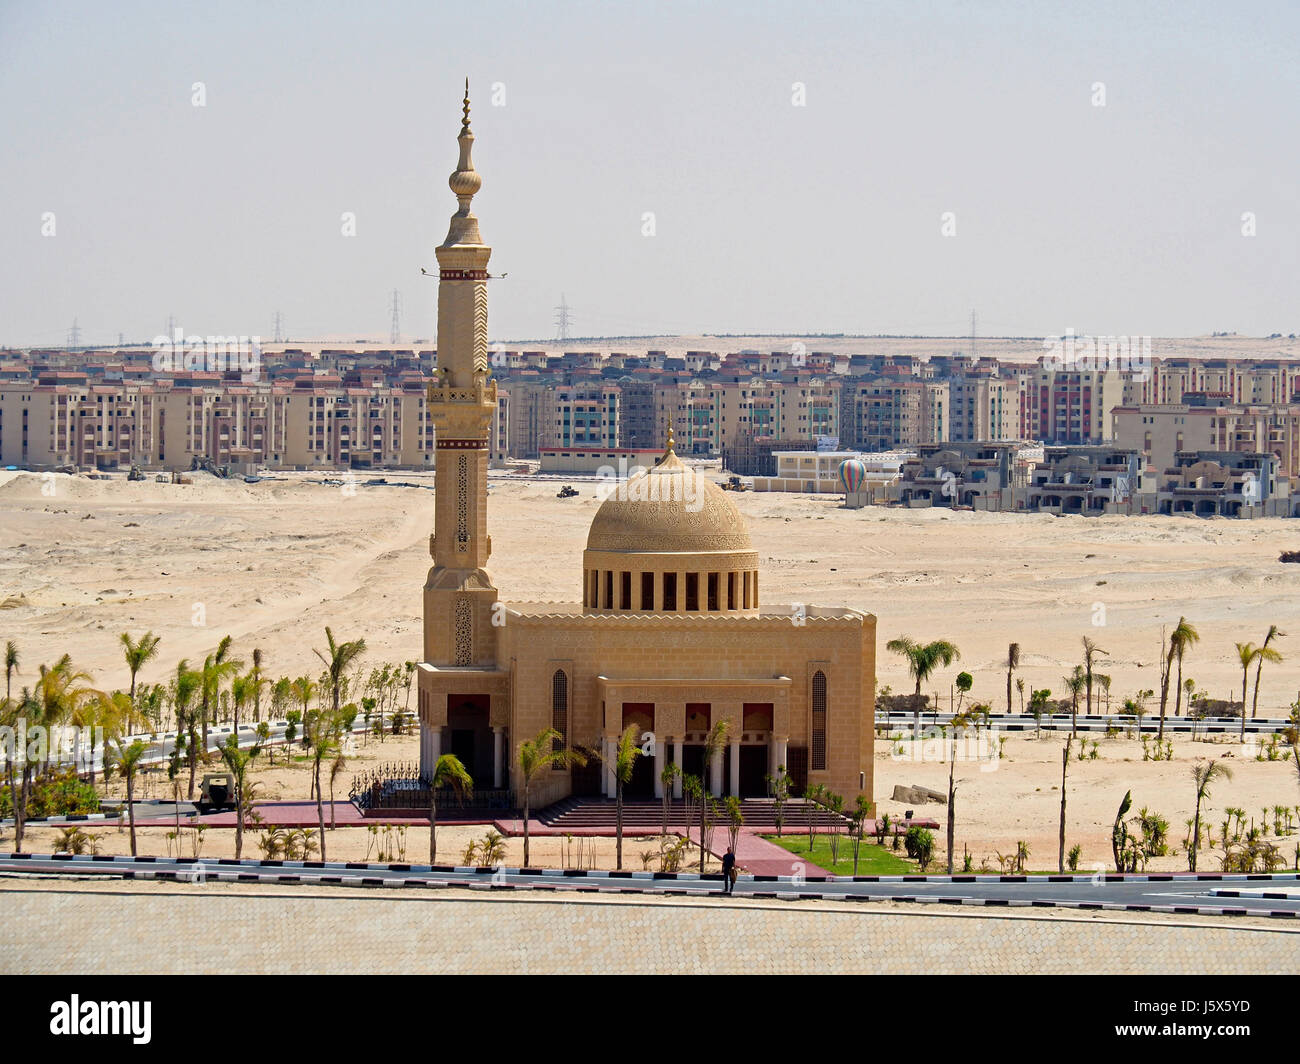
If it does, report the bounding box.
[621,703,655,798]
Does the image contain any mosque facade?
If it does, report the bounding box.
[417,89,876,808]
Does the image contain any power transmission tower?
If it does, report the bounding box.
[389,289,402,344]
[970,309,977,361]
[273,311,284,343]
[554,294,573,342]
[166,314,176,339]
[67,318,81,348]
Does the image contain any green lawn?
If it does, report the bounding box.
[763,833,918,876]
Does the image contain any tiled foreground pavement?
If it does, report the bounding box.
[2,881,1296,974]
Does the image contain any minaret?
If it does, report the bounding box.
[423,82,499,667]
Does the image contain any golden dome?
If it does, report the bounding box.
[585,450,754,555]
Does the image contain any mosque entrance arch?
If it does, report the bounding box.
[447,694,492,786]
[620,703,655,798]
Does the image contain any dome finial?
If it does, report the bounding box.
[665,421,676,456]
[462,78,471,135]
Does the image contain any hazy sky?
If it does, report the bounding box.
[2,0,1297,348]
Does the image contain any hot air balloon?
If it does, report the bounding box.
[838,458,867,494]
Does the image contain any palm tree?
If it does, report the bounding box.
[609,725,643,870]
[1235,642,1259,742]
[698,720,730,869]
[314,627,367,715]
[119,631,160,707]
[427,753,473,864]
[886,636,961,699]
[171,659,203,798]
[218,733,258,860]
[1250,625,1284,721]
[306,711,339,856]
[1082,636,1106,716]
[517,726,587,867]
[660,761,682,840]
[1189,759,1232,872]
[1063,665,1086,737]
[290,676,317,724]
[1170,618,1199,719]
[250,647,265,723]
[5,640,19,705]
[230,672,253,734]
[108,739,147,853]
[199,636,241,751]
[1015,676,1026,714]
[1005,642,1020,714]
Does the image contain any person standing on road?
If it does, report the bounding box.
[721,848,736,895]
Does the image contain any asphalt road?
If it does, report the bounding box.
[2,854,1296,915]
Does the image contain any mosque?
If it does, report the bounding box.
[416,88,876,810]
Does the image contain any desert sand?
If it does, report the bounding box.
[2,467,1299,871]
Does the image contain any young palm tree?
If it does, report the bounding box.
[230,672,253,734]
[1005,642,1020,714]
[218,733,258,860]
[250,647,265,723]
[1250,626,1284,721]
[199,636,241,751]
[427,753,473,865]
[306,711,339,856]
[698,720,730,869]
[314,627,367,715]
[1081,636,1106,717]
[1235,642,1259,742]
[3,640,17,705]
[1063,665,1086,737]
[1170,618,1199,719]
[119,631,161,707]
[290,676,317,726]
[1015,676,1025,714]
[611,725,645,870]
[171,660,203,798]
[886,636,961,699]
[517,726,587,867]
[660,761,681,840]
[1189,759,1232,872]
[106,738,147,855]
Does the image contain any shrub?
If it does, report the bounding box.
[0,768,100,819]
[1067,844,1082,872]
[904,825,935,871]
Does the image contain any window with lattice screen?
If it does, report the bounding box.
[811,670,827,770]
[552,669,568,768]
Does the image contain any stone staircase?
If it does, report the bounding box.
[536,796,848,830]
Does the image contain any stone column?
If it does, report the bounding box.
[653,739,665,799]
[729,739,741,797]
[774,735,789,777]
[709,744,723,798]
[421,725,442,781]
[672,739,683,798]
[492,726,504,789]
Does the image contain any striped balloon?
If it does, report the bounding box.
[838,459,867,493]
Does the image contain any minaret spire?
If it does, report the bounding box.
[443,78,483,248]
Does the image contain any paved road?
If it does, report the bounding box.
[878,709,1290,736]
[2,854,1296,916]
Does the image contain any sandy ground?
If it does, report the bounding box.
[2,468,1299,871]
[877,731,1300,872]
[2,468,1298,714]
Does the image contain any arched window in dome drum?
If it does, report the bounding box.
[551,669,568,768]
[641,572,655,611]
[811,670,827,771]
